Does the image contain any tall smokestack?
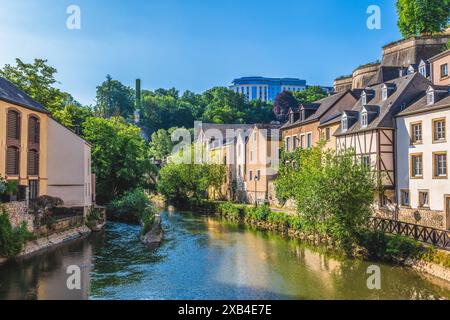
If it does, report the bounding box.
[134,79,141,124]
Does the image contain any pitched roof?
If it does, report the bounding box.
[281,91,353,129]
[397,88,450,117]
[335,73,431,135]
[367,66,403,86]
[0,77,50,114]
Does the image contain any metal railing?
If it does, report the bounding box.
[369,217,450,250]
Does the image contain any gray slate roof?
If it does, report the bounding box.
[0,77,50,114]
[335,73,431,136]
[397,89,450,117]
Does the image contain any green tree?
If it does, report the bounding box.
[201,87,247,123]
[293,86,328,104]
[0,58,72,114]
[397,0,450,38]
[82,116,154,203]
[95,75,135,119]
[275,146,376,251]
[149,128,177,161]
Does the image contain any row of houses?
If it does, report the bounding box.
[197,37,450,231]
[0,77,94,215]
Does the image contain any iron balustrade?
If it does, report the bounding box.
[369,217,450,250]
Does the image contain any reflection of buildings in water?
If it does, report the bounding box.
[0,239,94,300]
[36,241,93,300]
[205,222,346,298]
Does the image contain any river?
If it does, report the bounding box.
[0,211,449,300]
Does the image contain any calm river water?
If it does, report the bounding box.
[0,211,449,300]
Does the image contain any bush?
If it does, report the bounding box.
[0,208,31,258]
[217,202,240,220]
[267,211,290,228]
[141,213,156,236]
[108,188,154,222]
[385,235,423,260]
[245,205,271,221]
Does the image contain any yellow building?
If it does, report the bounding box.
[0,77,49,200]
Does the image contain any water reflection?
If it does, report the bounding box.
[0,211,449,300]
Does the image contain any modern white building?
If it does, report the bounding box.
[230,77,307,102]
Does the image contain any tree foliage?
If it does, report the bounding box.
[95,75,135,119]
[292,86,328,104]
[273,91,298,121]
[397,0,450,38]
[275,145,376,250]
[82,116,155,203]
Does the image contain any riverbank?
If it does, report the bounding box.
[190,200,450,284]
[0,225,92,265]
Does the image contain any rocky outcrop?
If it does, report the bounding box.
[140,215,163,248]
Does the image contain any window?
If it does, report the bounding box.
[27,150,39,176]
[361,113,368,127]
[411,154,423,178]
[285,137,291,151]
[419,65,427,77]
[28,180,39,200]
[253,132,257,141]
[427,90,434,105]
[257,170,261,180]
[361,92,367,106]
[249,170,253,181]
[382,86,388,101]
[306,133,312,148]
[410,122,422,144]
[300,134,305,148]
[7,110,20,140]
[325,128,331,141]
[433,152,447,178]
[380,193,388,208]
[342,117,348,131]
[250,150,254,162]
[6,147,19,175]
[293,136,297,150]
[433,118,446,142]
[441,63,449,78]
[419,191,429,208]
[362,155,370,168]
[238,165,242,177]
[401,190,410,207]
[28,116,40,144]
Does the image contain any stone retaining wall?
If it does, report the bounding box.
[398,207,446,230]
[2,201,34,232]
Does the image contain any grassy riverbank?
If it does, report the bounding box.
[194,200,450,278]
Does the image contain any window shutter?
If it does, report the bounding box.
[7,111,20,140]
[6,147,19,175]
[28,117,40,144]
[27,150,39,176]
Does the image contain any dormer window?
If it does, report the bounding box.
[361,112,368,128]
[342,116,348,132]
[419,65,426,77]
[427,88,435,105]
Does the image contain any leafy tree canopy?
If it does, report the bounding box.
[82,116,156,203]
[293,86,328,104]
[95,75,135,119]
[273,91,298,121]
[397,0,450,38]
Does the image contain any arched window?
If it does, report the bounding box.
[28,116,40,144]
[7,110,20,140]
[6,146,19,175]
[27,150,39,176]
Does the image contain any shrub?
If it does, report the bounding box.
[141,213,156,236]
[267,211,289,227]
[0,208,31,258]
[419,248,450,268]
[245,205,271,221]
[108,188,153,222]
[385,235,423,260]
[217,202,240,220]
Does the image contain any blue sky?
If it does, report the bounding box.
[0,0,401,105]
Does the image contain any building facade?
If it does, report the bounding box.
[231,77,307,102]
[429,49,450,86]
[335,73,430,208]
[281,90,358,152]
[0,77,94,213]
[245,124,281,204]
[396,89,450,229]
